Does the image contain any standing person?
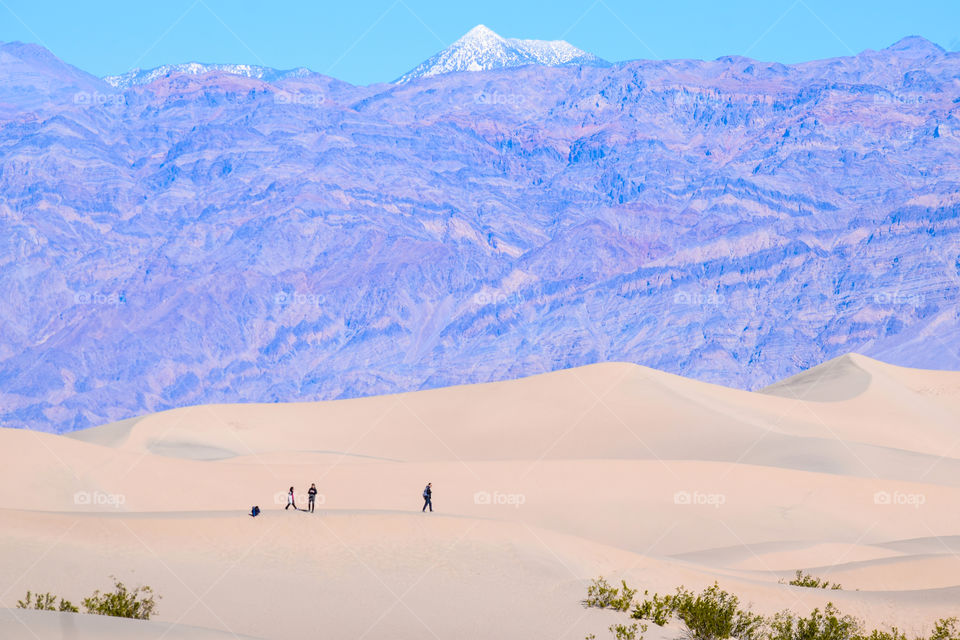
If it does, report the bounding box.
[285,486,297,511]
[422,482,432,513]
[307,483,318,513]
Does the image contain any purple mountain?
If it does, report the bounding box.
[1,34,959,433]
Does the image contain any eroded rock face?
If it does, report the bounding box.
[1,38,958,433]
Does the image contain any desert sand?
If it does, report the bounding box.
[1,353,959,639]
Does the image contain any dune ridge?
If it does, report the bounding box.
[2,353,959,639]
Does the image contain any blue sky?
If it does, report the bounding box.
[1,0,958,84]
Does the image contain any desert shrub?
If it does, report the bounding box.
[587,578,959,640]
[632,589,676,626]
[584,577,638,612]
[16,591,78,613]
[673,583,763,640]
[787,571,842,590]
[771,603,861,640]
[59,598,79,612]
[856,628,908,640]
[584,577,618,609]
[930,618,960,640]
[609,622,647,640]
[613,582,638,611]
[81,578,158,620]
[630,583,764,640]
[734,610,767,640]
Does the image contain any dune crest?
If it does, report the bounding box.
[3,355,960,639]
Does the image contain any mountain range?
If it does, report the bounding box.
[1,30,958,433]
[103,62,315,89]
[102,25,604,88]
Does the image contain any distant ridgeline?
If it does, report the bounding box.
[0,32,958,432]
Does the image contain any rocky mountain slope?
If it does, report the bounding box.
[1,36,958,433]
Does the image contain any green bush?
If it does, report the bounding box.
[857,628,908,640]
[771,603,860,640]
[81,578,158,620]
[585,576,957,640]
[786,571,842,590]
[930,618,959,640]
[674,583,765,640]
[583,577,638,612]
[632,589,675,626]
[16,591,78,613]
[609,622,646,640]
[630,582,764,640]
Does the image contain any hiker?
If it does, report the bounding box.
[307,483,318,513]
[422,482,433,513]
[285,486,297,510]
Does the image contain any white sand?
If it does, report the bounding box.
[2,353,959,639]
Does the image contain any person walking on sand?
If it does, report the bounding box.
[307,483,318,513]
[422,482,433,513]
[285,486,297,511]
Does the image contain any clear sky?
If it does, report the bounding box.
[1,0,958,85]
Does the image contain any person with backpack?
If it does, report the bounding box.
[307,483,318,513]
[285,486,297,511]
[422,482,432,513]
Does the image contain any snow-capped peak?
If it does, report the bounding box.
[103,63,312,89]
[459,24,503,45]
[395,24,604,83]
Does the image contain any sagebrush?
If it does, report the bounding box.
[585,576,958,640]
[16,578,159,620]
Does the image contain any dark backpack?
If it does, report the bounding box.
[250,505,260,517]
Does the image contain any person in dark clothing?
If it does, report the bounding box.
[307,483,318,513]
[422,482,432,513]
[285,486,297,510]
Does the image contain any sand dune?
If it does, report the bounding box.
[0,607,261,639]
[2,354,959,639]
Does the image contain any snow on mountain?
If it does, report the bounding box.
[99,24,601,89]
[104,62,313,88]
[511,36,597,66]
[396,24,604,83]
